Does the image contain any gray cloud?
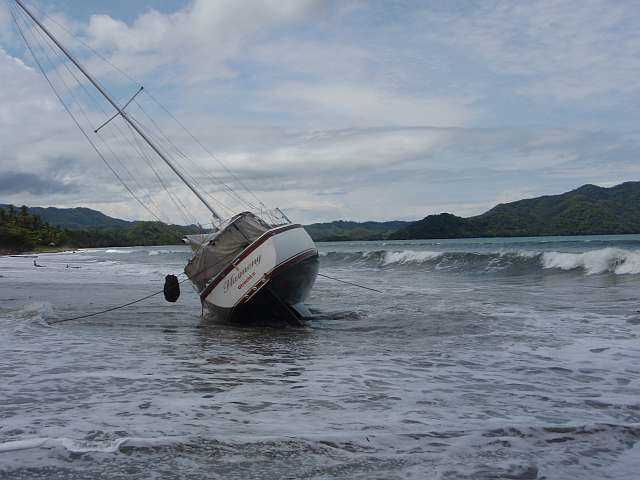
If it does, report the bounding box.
[1,1,639,224]
[0,171,78,195]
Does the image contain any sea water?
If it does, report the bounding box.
[1,235,640,479]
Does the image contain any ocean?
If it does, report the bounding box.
[1,235,640,479]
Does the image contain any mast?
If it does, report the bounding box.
[13,0,224,223]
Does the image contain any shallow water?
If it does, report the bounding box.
[1,235,640,479]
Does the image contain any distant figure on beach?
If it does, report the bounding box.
[33,259,45,268]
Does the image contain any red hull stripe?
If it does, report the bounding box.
[233,247,318,307]
[266,248,318,283]
[199,223,303,300]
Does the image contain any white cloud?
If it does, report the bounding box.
[265,83,476,127]
[251,39,372,82]
[83,0,324,84]
[425,0,640,101]
[0,4,9,40]
[1,0,639,225]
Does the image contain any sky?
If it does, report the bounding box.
[1,0,639,225]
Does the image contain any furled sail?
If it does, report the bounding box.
[185,212,270,291]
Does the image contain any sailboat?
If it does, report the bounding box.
[10,0,319,325]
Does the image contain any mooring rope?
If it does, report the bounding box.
[47,275,193,325]
[317,273,383,293]
[47,271,382,325]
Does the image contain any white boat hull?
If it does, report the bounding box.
[199,224,318,324]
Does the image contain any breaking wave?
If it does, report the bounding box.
[2,423,638,477]
[540,247,640,274]
[320,247,640,275]
[148,248,186,256]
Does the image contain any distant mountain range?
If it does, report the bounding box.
[3,203,407,241]
[304,220,409,242]
[390,182,640,239]
[0,205,133,229]
[0,204,200,251]
[4,181,640,243]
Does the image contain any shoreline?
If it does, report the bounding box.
[0,246,79,257]
[3,231,640,257]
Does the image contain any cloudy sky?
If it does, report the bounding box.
[1,0,639,224]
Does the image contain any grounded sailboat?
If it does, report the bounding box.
[11,0,318,325]
[184,212,318,324]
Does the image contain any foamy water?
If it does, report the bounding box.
[1,235,640,479]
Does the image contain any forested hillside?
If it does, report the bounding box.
[4,181,640,252]
[0,204,199,253]
[391,182,640,239]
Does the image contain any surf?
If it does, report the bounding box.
[319,247,640,275]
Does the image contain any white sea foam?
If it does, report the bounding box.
[321,247,640,275]
[148,249,183,256]
[104,249,134,254]
[541,248,640,275]
[514,250,540,259]
[15,301,52,320]
[0,436,182,454]
[382,250,443,265]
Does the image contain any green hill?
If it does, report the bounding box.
[391,182,640,239]
[0,204,200,253]
[4,181,640,251]
[0,205,134,229]
[304,220,409,242]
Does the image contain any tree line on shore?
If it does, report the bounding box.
[0,205,199,253]
[3,181,639,252]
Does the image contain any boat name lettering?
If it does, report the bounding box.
[237,271,256,290]
[223,255,262,292]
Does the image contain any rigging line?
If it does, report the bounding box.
[49,65,166,217]
[94,86,143,133]
[127,110,237,217]
[98,99,195,225]
[25,17,156,223]
[127,109,235,214]
[94,131,170,223]
[17,0,224,223]
[22,0,267,219]
[144,90,268,209]
[10,6,164,224]
[122,117,197,226]
[98,122,170,219]
[25,1,142,87]
[132,102,253,213]
[121,114,193,225]
[30,24,167,223]
[24,0,257,218]
[123,117,198,226]
[126,124,195,227]
[36,43,164,219]
[24,12,160,219]
[30,32,167,226]
[151,98,268,213]
[132,98,261,213]
[73,101,171,220]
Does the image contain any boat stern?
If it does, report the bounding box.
[200,224,318,320]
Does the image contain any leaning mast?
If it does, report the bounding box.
[12,0,224,223]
